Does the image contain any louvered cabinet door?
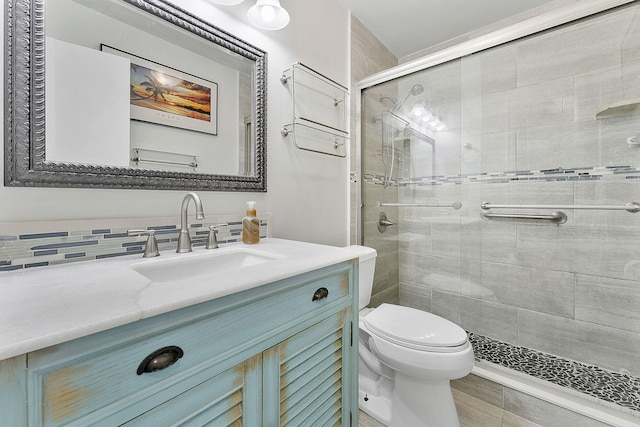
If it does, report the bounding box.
[122,354,262,426]
[264,308,353,427]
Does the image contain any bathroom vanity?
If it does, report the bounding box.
[0,239,359,426]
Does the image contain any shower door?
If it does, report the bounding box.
[358,0,640,407]
[360,61,466,311]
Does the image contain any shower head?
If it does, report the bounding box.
[410,84,424,96]
[390,84,424,114]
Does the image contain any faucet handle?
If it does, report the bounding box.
[206,223,228,249]
[128,229,160,258]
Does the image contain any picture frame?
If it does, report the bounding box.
[101,44,218,135]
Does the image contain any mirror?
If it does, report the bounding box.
[5,0,267,191]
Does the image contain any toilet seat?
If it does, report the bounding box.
[362,304,468,353]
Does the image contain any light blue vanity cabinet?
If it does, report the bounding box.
[0,260,358,426]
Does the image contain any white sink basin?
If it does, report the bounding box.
[131,248,282,283]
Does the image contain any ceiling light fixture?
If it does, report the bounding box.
[408,101,447,132]
[410,101,428,118]
[247,0,290,30]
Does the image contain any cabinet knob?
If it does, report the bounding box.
[137,346,184,375]
[312,287,329,301]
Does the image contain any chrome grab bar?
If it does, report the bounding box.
[481,201,640,213]
[377,201,462,209]
[482,211,568,224]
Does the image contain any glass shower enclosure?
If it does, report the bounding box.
[357,0,640,411]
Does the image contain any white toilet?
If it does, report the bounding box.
[346,245,474,427]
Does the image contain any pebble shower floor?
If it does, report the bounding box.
[469,333,640,413]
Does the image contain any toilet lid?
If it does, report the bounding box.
[362,304,468,350]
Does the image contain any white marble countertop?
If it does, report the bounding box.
[0,238,360,361]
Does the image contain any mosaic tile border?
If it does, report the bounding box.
[364,164,640,187]
[469,333,640,414]
[0,219,269,272]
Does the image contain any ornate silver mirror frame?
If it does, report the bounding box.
[4,0,267,191]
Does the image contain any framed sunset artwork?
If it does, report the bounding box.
[101,44,218,135]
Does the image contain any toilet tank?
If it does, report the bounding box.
[344,245,377,309]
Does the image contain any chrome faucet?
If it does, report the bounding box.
[206,223,228,249]
[176,192,205,253]
[128,229,160,258]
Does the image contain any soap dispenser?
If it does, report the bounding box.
[242,201,260,244]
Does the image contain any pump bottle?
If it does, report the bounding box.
[242,201,260,244]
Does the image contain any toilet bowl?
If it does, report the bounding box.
[345,245,474,427]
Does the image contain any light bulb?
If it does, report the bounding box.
[261,5,275,22]
[410,102,427,119]
[247,0,290,30]
[421,111,433,123]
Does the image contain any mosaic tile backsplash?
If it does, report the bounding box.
[364,164,640,188]
[0,218,269,272]
[470,333,640,414]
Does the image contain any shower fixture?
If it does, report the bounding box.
[382,84,424,188]
[391,84,424,114]
[379,95,397,104]
[377,212,396,233]
[379,84,424,115]
[410,84,424,95]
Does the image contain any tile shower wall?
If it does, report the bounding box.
[390,1,640,382]
[361,87,402,307]
[351,15,400,306]
[0,214,270,272]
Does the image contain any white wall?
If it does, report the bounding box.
[0,0,351,247]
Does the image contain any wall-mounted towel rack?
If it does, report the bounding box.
[281,63,349,157]
[481,201,640,213]
[131,148,198,170]
[377,201,462,209]
[482,211,568,224]
[281,117,347,157]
